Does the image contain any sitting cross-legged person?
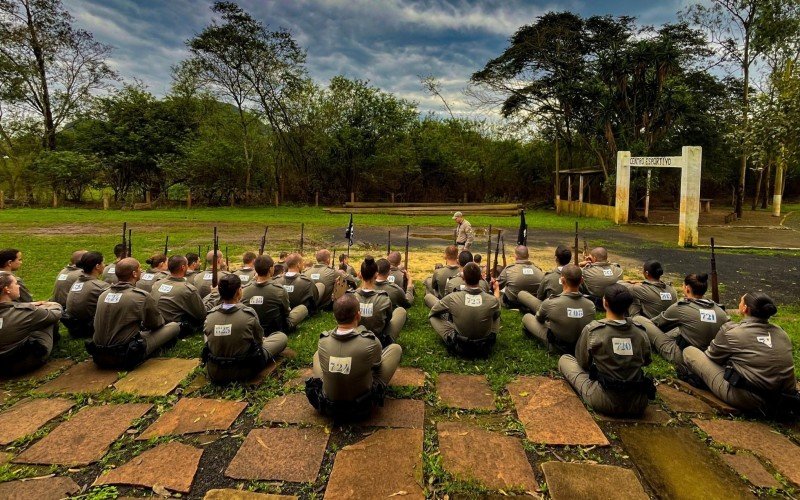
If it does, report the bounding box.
[348,256,405,347]
[63,251,110,338]
[242,255,308,334]
[150,255,206,337]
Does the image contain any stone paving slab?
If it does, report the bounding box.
[437,421,537,491]
[258,393,329,426]
[285,368,313,390]
[94,441,203,494]
[205,490,298,500]
[0,358,75,383]
[657,384,715,414]
[246,359,283,386]
[226,427,328,482]
[139,398,247,439]
[541,461,648,500]
[0,398,74,445]
[36,361,119,395]
[390,367,426,388]
[620,426,753,499]
[0,451,11,465]
[672,379,739,414]
[324,428,424,499]
[0,476,80,500]
[14,403,152,466]
[364,398,425,428]
[437,374,494,410]
[694,418,800,486]
[595,405,671,424]
[721,453,781,489]
[183,373,209,395]
[114,358,200,397]
[506,376,608,446]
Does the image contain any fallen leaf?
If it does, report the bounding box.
[388,491,408,497]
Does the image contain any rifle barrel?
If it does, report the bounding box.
[121,222,127,258]
[164,235,169,256]
[404,225,410,289]
[710,237,720,304]
[387,231,391,255]
[212,227,218,288]
[574,222,579,265]
[486,225,492,281]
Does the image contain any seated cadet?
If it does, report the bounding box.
[624,260,677,319]
[520,245,572,313]
[349,256,404,347]
[429,262,501,358]
[498,246,544,310]
[423,245,460,306]
[645,273,728,377]
[579,247,623,308]
[339,253,359,289]
[89,258,180,369]
[275,251,289,276]
[439,251,490,303]
[202,274,288,384]
[102,243,126,284]
[193,250,230,298]
[304,249,338,309]
[0,272,62,376]
[151,255,206,336]
[559,284,655,417]
[185,252,201,280]
[683,293,798,415]
[0,248,32,302]
[242,255,308,334]
[136,253,169,293]
[522,264,595,354]
[50,250,86,308]
[386,251,406,287]
[375,258,414,309]
[306,294,402,421]
[234,251,257,285]
[63,251,110,338]
[274,253,319,314]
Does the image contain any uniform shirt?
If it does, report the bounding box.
[374,279,414,309]
[135,269,168,294]
[705,317,796,393]
[50,264,82,307]
[444,275,490,296]
[498,260,544,303]
[651,298,728,350]
[65,273,110,322]
[430,264,460,299]
[150,276,206,326]
[241,280,292,334]
[628,280,678,319]
[101,263,120,285]
[580,262,624,298]
[185,269,198,280]
[429,287,500,341]
[348,289,392,338]
[388,267,405,288]
[274,272,318,312]
[317,325,382,401]
[535,291,596,345]
[234,268,256,285]
[304,264,338,305]
[193,269,231,298]
[94,282,166,346]
[0,301,62,355]
[575,318,651,381]
[537,267,564,300]
[455,220,475,249]
[204,303,263,358]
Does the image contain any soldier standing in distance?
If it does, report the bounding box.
[452,211,474,251]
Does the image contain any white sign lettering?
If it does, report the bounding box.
[629,156,682,167]
[328,356,352,375]
[699,309,717,323]
[104,293,122,304]
[57,274,68,281]
[359,302,374,317]
[756,334,773,348]
[249,296,264,305]
[567,308,584,319]
[108,266,115,275]
[465,294,483,307]
[660,292,673,301]
[70,282,84,292]
[158,284,173,293]
[612,337,634,356]
[214,324,232,336]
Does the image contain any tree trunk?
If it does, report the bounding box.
[735,21,752,218]
[24,1,56,150]
[752,166,763,210]
[761,158,771,209]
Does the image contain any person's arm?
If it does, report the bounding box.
[465,223,474,249]
[428,294,450,318]
[575,326,592,370]
[651,303,680,331]
[535,299,550,324]
[490,298,501,334]
[252,314,265,343]
[188,291,207,323]
[704,323,735,364]
[21,303,63,331]
[498,266,509,289]
[142,295,166,330]
[203,289,220,312]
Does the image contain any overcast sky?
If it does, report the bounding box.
[67,0,691,117]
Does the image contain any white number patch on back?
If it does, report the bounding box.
[567,308,584,318]
[283,285,295,293]
[612,337,634,356]
[249,296,264,305]
[699,309,717,323]
[602,268,614,277]
[388,275,396,283]
[104,293,122,304]
[203,272,213,280]
[465,294,483,307]
[108,267,115,275]
[328,356,352,375]
[141,273,155,281]
[57,274,68,281]
[70,282,84,292]
[310,273,320,281]
[756,334,773,348]
[158,284,173,293]
[459,284,466,291]
[660,292,673,301]
[359,302,374,317]
[240,275,250,282]
[214,324,232,336]
[522,267,534,275]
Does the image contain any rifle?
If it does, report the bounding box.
[164,235,169,256]
[493,229,501,279]
[404,225,410,289]
[387,231,391,255]
[486,225,492,281]
[127,229,132,258]
[225,245,229,271]
[212,227,218,288]
[500,231,506,269]
[573,222,579,266]
[259,226,268,255]
[121,222,128,258]
[453,228,457,245]
[710,237,720,304]
[332,248,336,269]
[583,235,588,261]
[300,223,305,254]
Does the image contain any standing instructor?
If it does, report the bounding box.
[453,212,474,252]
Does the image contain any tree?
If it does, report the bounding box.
[28,149,100,201]
[0,0,117,150]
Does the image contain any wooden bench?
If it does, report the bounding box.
[700,198,712,213]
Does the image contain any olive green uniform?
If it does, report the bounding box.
[203,303,288,383]
[375,279,415,309]
[348,289,405,345]
[93,283,180,359]
[63,274,110,337]
[523,292,595,354]
[0,301,61,375]
[304,264,337,308]
[580,262,624,299]
[50,264,82,307]
[312,325,402,401]
[388,267,405,288]
[10,275,32,303]
[498,260,544,308]
[455,219,474,250]
[537,267,564,301]
[241,280,308,334]
[647,298,728,370]
[101,263,120,285]
[274,272,319,314]
[423,264,460,306]
[626,280,678,319]
[559,318,652,416]
[443,275,490,297]
[428,288,500,354]
[234,268,255,285]
[193,269,231,298]
[683,318,797,412]
[150,276,206,334]
[135,269,169,294]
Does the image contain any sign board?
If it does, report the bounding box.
[628,156,684,167]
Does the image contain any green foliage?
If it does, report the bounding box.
[29,150,101,201]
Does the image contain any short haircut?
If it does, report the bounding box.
[186,252,199,266]
[515,246,529,259]
[242,251,257,265]
[316,249,331,264]
[78,251,104,273]
[0,249,20,268]
[445,245,458,260]
[463,262,481,286]
[339,254,348,263]
[376,258,391,276]
[218,274,242,301]
[604,284,634,315]
[684,273,708,297]
[115,258,139,281]
[361,256,377,280]
[339,263,348,271]
[474,254,482,264]
[146,253,167,268]
[285,253,302,270]
[561,264,582,287]
[71,250,87,265]
[643,259,664,279]
[273,263,286,275]
[744,292,778,319]
[206,250,223,263]
[254,255,274,276]
[168,255,187,273]
[387,251,402,266]
[555,245,572,266]
[113,243,126,259]
[279,251,289,260]
[333,294,360,323]
[0,272,14,291]
[458,250,473,267]
[590,247,608,262]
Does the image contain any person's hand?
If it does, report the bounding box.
[403,269,413,284]
[492,279,501,298]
